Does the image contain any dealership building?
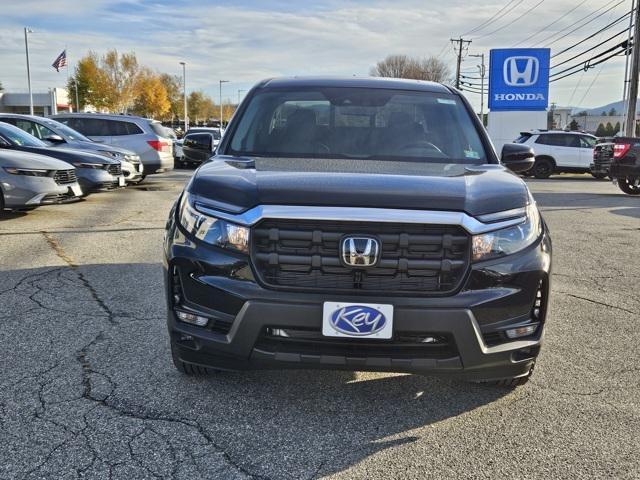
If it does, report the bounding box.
[0,88,71,116]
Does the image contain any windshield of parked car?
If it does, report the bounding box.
[0,123,48,147]
[227,87,487,163]
[43,119,92,142]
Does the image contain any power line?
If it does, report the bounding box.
[459,0,525,37]
[511,0,590,47]
[550,40,628,78]
[550,47,627,82]
[473,0,547,40]
[551,13,631,58]
[552,28,630,68]
[537,0,627,47]
[576,64,606,107]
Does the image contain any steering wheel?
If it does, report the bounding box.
[398,141,445,155]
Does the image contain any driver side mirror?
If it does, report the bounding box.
[501,143,535,173]
[45,135,65,144]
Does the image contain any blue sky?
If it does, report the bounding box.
[0,0,632,110]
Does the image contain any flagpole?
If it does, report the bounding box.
[65,45,70,112]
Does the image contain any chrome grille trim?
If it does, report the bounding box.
[192,202,527,235]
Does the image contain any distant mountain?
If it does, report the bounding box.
[575,100,639,116]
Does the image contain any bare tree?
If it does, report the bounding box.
[371,54,451,83]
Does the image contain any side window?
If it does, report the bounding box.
[68,118,110,136]
[108,120,129,136]
[535,134,551,145]
[580,136,596,148]
[564,135,581,148]
[14,120,40,138]
[34,123,56,139]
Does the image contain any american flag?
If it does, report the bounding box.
[52,50,67,72]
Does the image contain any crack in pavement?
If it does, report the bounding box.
[556,291,638,316]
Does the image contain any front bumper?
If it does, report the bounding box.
[121,160,144,182]
[1,175,82,209]
[164,219,552,381]
[77,168,123,193]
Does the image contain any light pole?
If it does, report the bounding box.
[24,27,34,115]
[180,62,188,132]
[237,89,246,105]
[470,53,485,125]
[219,80,229,128]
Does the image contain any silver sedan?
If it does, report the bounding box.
[0,150,83,211]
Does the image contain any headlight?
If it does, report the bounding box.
[3,167,49,177]
[472,203,542,262]
[72,162,104,169]
[178,193,250,253]
[124,154,140,163]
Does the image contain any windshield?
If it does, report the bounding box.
[0,123,47,147]
[43,119,92,142]
[227,87,487,163]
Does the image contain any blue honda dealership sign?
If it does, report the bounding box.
[489,48,550,111]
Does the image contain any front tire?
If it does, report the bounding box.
[532,158,554,179]
[618,177,640,195]
[171,343,212,375]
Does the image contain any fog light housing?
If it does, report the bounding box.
[505,324,538,339]
[175,310,209,327]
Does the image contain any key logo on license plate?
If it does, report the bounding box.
[330,305,386,336]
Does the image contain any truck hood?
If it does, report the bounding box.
[189,157,531,217]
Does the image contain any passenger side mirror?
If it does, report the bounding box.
[45,135,65,144]
[185,135,212,151]
[501,144,535,173]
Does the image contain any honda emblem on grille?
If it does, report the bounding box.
[341,237,380,267]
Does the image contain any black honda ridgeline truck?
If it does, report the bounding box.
[164,77,551,387]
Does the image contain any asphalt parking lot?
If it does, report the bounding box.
[0,171,638,480]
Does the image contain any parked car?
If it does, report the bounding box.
[179,131,218,167]
[0,149,82,211]
[608,137,640,195]
[164,76,550,387]
[0,114,144,184]
[52,113,173,174]
[515,130,597,178]
[591,142,614,180]
[0,122,124,194]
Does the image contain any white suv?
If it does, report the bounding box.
[515,130,597,179]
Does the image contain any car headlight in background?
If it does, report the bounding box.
[472,203,542,262]
[178,193,250,253]
[3,167,49,177]
[72,162,104,169]
[124,154,140,163]
[97,150,120,159]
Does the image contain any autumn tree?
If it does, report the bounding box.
[67,52,110,111]
[132,69,171,118]
[159,73,183,120]
[102,50,140,112]
[370,54,450,83]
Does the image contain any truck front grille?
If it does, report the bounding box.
[53,169,77,185]
[251,219,470,295]
[593,145,613,169]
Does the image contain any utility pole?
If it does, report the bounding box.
[625,0,640,137]
[470,53,485,125]
[180,62,188,132]
[24,27,34,115]
[451,37,472,89]
[219,80,229,128]
[622,0,635,133]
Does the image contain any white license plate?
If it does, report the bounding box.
[70,184,83,197]
[118,176,126,187]
[322,302,393,339]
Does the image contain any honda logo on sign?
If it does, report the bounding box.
[503,56,539,87]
